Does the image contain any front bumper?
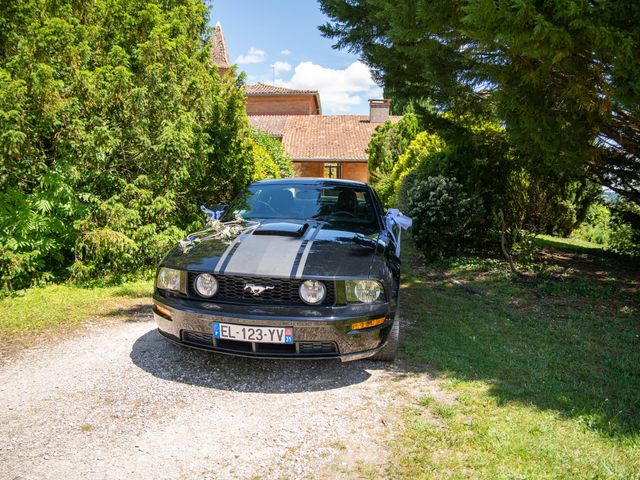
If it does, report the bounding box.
[153,293,393,362]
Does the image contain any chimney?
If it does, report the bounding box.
[369,99,392,123]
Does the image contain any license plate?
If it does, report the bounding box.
[213,322,293,344]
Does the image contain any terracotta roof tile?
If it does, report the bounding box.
[246,83,318,96]
[210,23,231,68]
[248,115,289,138]
[281,115,402,162]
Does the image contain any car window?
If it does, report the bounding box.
[223,184,379,228]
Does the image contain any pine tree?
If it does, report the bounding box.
[319,0,640,204]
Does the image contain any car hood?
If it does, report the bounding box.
[161,220,383,279]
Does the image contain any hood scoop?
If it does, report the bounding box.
[253,222,309,237]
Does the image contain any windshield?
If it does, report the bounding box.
[222,184,380,228]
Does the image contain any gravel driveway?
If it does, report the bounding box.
[0,311,429,480]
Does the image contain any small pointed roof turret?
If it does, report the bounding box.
[211,22,231,70]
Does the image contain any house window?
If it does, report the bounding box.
[324,162,341,179]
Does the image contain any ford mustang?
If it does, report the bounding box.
[152,178,408,361]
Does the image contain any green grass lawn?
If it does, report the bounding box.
[1,238,639,477]
[535,233,606,252]
[393,239,640,478]
[0,279,153,354]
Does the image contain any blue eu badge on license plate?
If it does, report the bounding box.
[284,327,293,344]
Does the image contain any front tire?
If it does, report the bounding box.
[370,311,400,362]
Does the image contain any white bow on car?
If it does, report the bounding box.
[385,209,413,257]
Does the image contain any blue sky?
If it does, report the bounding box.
[209,0,382,114]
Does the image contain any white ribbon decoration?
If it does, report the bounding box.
[177,207,259,253]
[385,208,413,257]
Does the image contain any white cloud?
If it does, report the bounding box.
[276,61,382,114]
[280,49,292,56]
[236,47,266,65]
[271,61,292,75]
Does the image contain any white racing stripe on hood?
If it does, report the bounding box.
[294,223,323,279]
[213,225,258,274]
[223,234,304,277]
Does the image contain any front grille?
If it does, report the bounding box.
[182,330,212,345]
[298,342,337,354]
[187,273,335,306]
[181,330,338,357]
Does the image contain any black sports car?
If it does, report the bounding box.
[152,178,409,361]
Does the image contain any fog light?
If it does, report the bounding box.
[351,317,385,330]
[194,273,218,298]
[299,280,326,304]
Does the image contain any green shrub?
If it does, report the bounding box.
[250,130,294,180]
[0,171,82,290]
[396,170,417,212]
[571,203,612,245]
[387,131,446,206]
[70,178,186,279]
[404,175,484,259]
[608,224,638,256]
[0,0,264,291]
[608,202,640,257]
[367,113,420,206]
[73,228,137,278]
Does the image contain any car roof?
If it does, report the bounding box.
[252,178,369,188]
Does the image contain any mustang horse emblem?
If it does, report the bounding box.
[244,283,275,296]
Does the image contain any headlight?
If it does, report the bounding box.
[194,273,218,298]
[299,280,326,305]
[156,267,185,293]
[346,280,384,303]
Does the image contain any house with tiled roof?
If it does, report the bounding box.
[249,105,399,181]
[211,25,400,182]
[245,83,321,115]
[248,115,289,139]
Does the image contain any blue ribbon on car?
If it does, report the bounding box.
[385,209,413,257]
[200,204,223,220]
